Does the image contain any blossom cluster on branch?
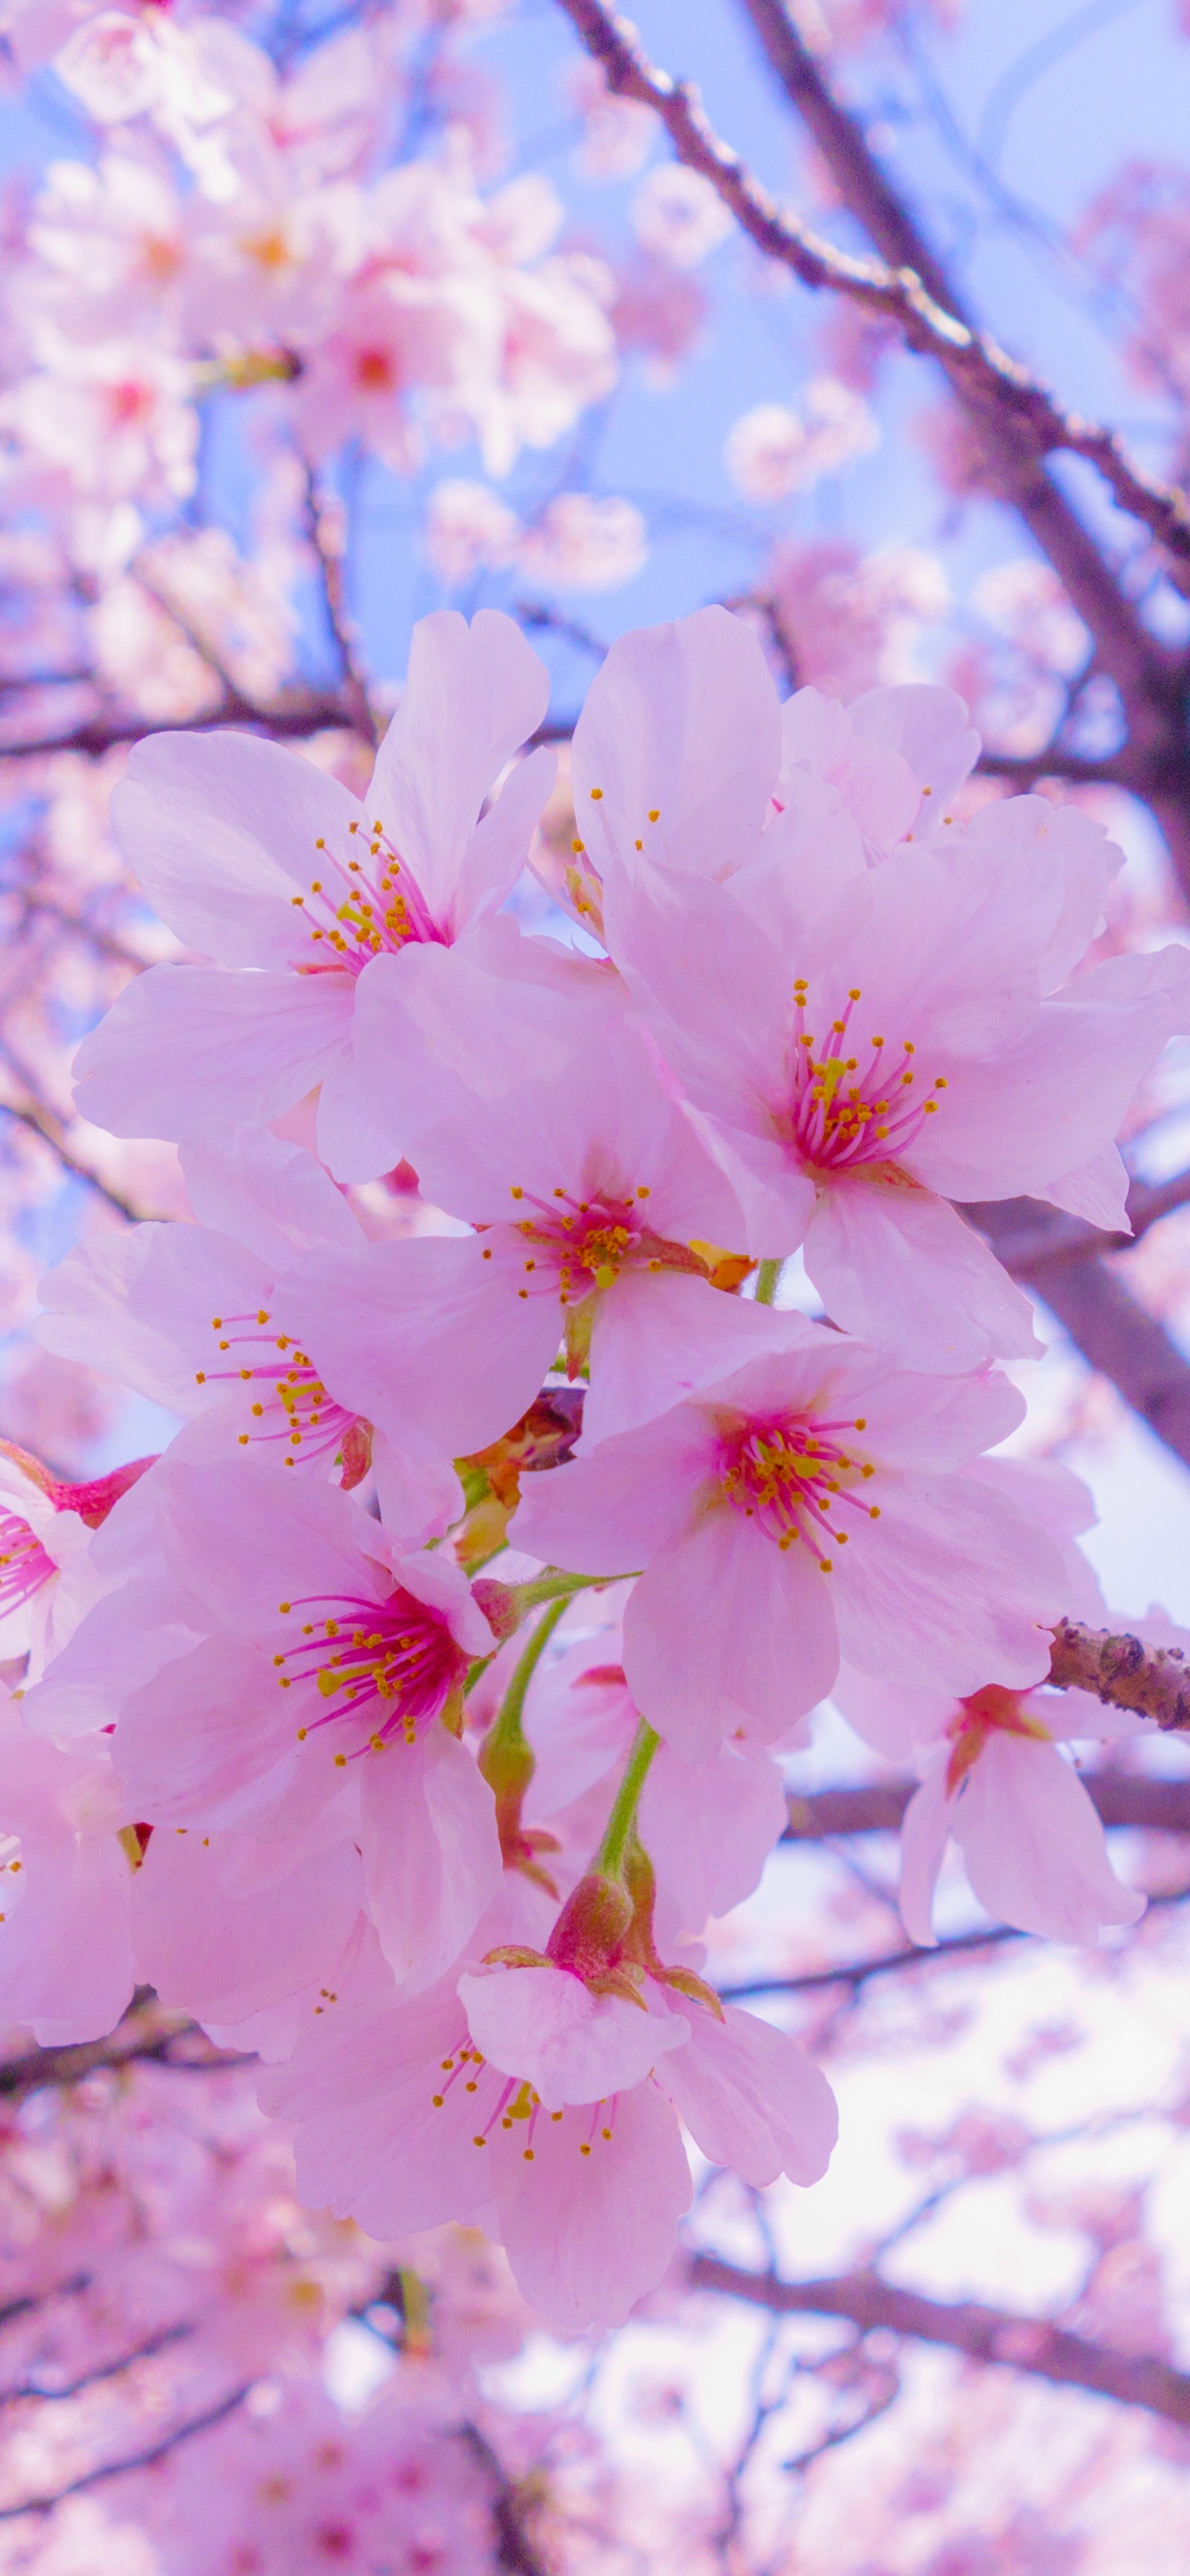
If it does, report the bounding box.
[0,593,1182,2345]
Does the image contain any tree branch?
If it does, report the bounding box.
[554,2,1190,586]
[0,688,366,763]
[687,2255,1190,2428]
[784,1769,1190,1839]
[0,2001,251,2098]
[0,2383,252,2521]
[1049,1616,1190,1730]
[969,1199,1190,1471]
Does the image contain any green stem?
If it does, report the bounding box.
[594,1719,660,1880]
[515,1567,629,1615]
[482,1593,569,1769]
[754,1257,783,1306]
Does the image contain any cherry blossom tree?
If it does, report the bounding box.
[4,3,1190,2568]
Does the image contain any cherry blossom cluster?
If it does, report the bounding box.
[0,599,1182,2337]
[1,7,618,540]
[0,2045,542,2564]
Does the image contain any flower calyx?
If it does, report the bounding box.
[483,1870,648,2008]
[944,1682,1052,1795]
[617,1839,724,2021]
[0,1438,158,1530]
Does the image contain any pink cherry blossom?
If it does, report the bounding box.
[110,1461,501,1994]
[899,1683,1149,1947]
[512,1321,1069,1757]
[725,381,878,501]
[263,1911,835,2333]
[71,609,556,1181]
[36,1123,461,1538]
[601,783,1187,1366]
[520,1615,790,1931]
[285,953,791,1458]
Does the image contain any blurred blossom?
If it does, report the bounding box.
[631,165,734,269]
[426,478,521,584]
[725,379,879,498]
[568,58,654,178]
[768,536,948,694]
[610,256,709,379]
[517,491,647,588]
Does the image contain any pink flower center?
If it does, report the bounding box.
[781,979,948,1174]
[498,1183,703,1308]
[274,1584,466,1760]
[0,1510,57,1615]
[196,1309,358,1469]
[289,818,446,974]
[719,1410,881,1572]
[426,2036,619,2165]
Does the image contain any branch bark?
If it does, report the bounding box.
[785,1769,1190,1839]
[729,0,1190,780]
[687,2254,1190,2427]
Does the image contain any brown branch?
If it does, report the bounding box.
[555,3,1190,576]
[969,1200,1190,1471]
[687,2255,1190,2427]
[0,2001,251,2098]
[785,1769,1190,1839]
[971,1171,1190,1273]
[0,1099,149,1226]
[0,688,365,762]
[1049,1617,1190,1731]
[457,2423,554,2576]
[719,1923,1023,1997]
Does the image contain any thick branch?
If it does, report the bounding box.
[785,1769,1190,1839]
[970,1200,1190,1472]
[688,2255,1190,2427]
[729,0,1186,739]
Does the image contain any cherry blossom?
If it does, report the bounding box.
[106,1461,501,1993]
[263,1898,836,2332]
[71,609,556,1180]
[36,1123,461,1536]
[512,1320,1069,1756]
[283,955,786,1457]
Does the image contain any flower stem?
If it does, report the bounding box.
[481,1593,569,1775]
[594,1718,660,1881]
[754,1257,783,1306]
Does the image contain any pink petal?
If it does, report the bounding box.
[660,2002,837,2185]
[367,609,550,923]
[73,962,354,1141]
[803,1176,1041,1371]
[953,1734,1146,1942]
[494,2079,693,2332]
[281,1233,558,1460]
[572,605,780,884]
[457,1963,689,2107]
[361,1729,501,1993]
[623,1506,840,1756]
[111,726,361,966]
